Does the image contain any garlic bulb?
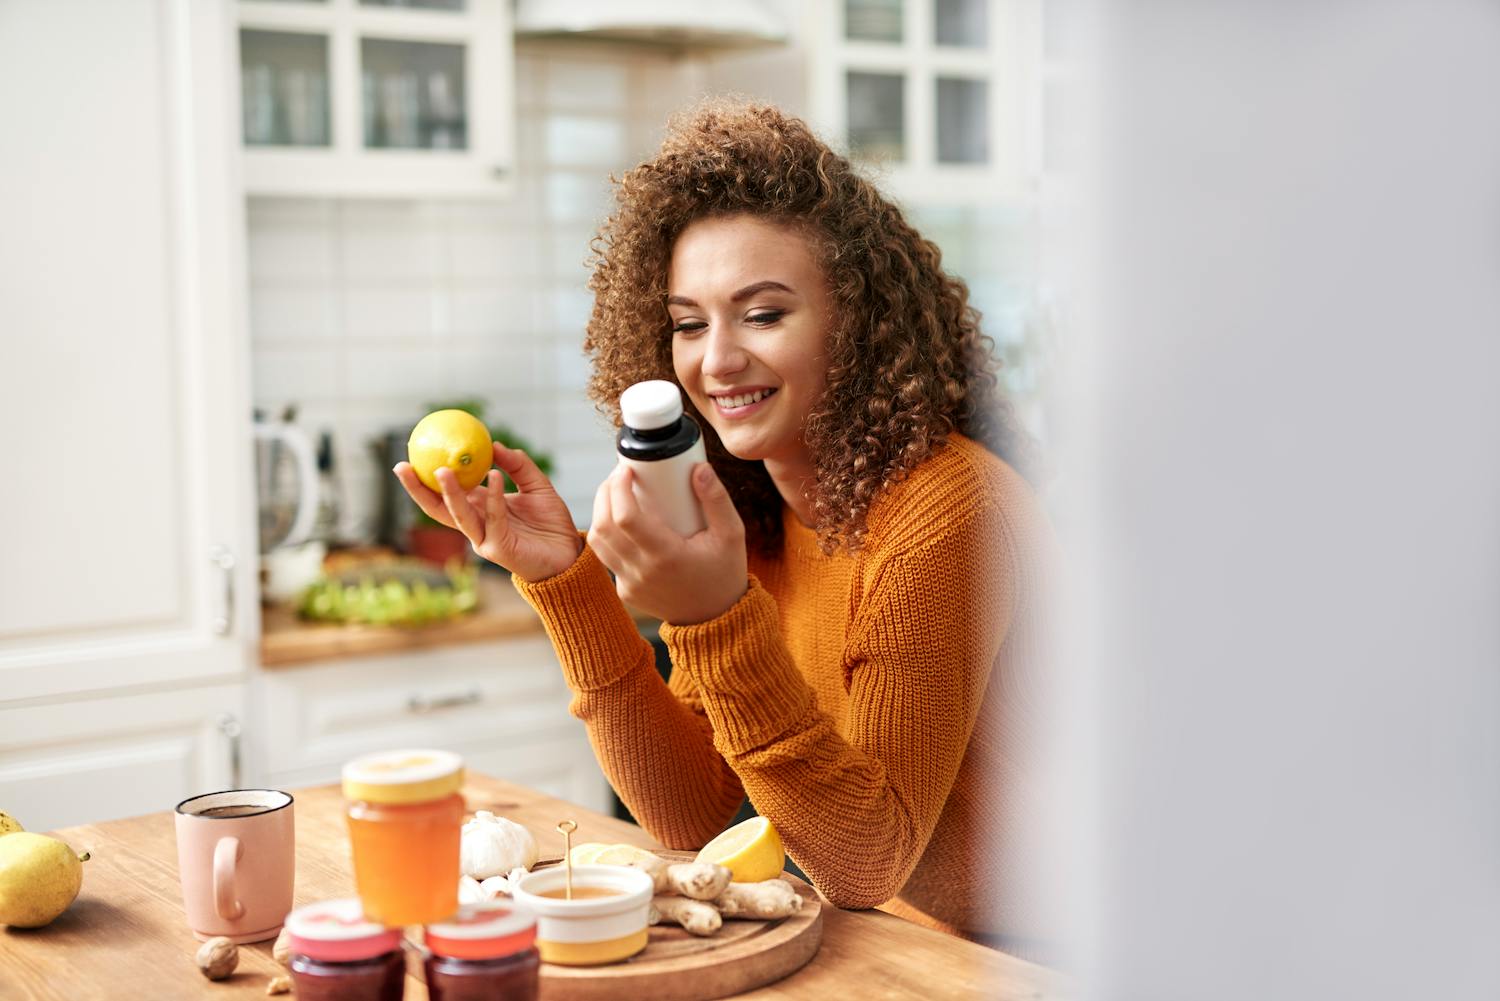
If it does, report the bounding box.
[458,875,485,905]
[460,811,539,879]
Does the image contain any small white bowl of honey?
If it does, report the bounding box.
[511,864,654,966]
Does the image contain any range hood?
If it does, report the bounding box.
[514,0,788,48]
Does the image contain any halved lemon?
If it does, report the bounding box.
[593,844,658,867]
[694,816,785,883]
[567,842,610,866]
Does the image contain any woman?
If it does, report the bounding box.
[395,100,1058,951]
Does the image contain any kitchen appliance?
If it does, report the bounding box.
[255,414,320,553]
[370,428,419,549]
[255,413,324,601]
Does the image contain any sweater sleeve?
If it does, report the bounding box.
[659,505,1016,908]
[511,542,744,848]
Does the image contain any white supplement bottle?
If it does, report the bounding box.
[617,380,708,537]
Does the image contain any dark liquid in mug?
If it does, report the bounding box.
[539,886,624,900]
[197,804,270,818]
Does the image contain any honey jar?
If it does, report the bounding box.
[342,748,465,926]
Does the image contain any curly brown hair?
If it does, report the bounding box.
[583,98,1034,554]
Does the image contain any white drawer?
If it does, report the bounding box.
[253,635,572,775]
[0,683,246,831]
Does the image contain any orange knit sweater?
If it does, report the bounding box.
[513,434,1058,945]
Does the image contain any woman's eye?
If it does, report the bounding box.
[671,320,707,335]
[747,310,785,327]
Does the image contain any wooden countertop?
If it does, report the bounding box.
[0,774,1065,1000]
[261,572,661,669]
[259,572,548,668]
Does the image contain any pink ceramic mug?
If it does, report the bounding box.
[174,789,295,943]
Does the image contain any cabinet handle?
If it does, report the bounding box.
[208,545,236,636]
[217,713,243,789]
[407,688,483,714]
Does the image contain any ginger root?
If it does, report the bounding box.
[714,879,802,920]
[624,857,732,900]
[266,975,292,995]
[272,927,292,966]
[648,895,722,937]
[665,861,733,901]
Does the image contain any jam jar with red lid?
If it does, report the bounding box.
[285,898,406,1001]
[424,901,539,1001]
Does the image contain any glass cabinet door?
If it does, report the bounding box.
[847,71,906,161]
[817,0,1026,201]
[934,0,987,47]
[845,0,904,42]
[360,38,467,150]
[236,0,513,196]
[240,29,331,147]
[936,76,987,163]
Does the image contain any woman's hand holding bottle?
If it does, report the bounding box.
[588,462,748,625]
[393,443,582,583]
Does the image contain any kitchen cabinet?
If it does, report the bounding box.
[0,684,247,833]
[0,0,256,830]
[806,0,1042,205]
[0,1,257,704]
[253,635,612,814]
[236,0,516,197]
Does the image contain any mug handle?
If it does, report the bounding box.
[213,836,245,920]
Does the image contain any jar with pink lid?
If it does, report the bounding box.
[284,898,407,1001]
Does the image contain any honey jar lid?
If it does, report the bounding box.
[425,901,538,960]
[285,899,405,962]
[342,749,464,804]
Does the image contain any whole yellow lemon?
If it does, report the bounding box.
[0,832,89,928]
[408,410,494,493]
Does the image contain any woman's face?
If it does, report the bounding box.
[668,214,832,469]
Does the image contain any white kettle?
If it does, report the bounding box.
[254,417,320,554]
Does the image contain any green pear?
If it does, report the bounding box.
[0,832,89,928]
[0,811,22,837]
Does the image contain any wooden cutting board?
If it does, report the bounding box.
[532,852,824,1001]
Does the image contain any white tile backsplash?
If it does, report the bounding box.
[340,223,445,281]
[449,286,537,338]
[542,60,631,112]
[248,223,335,283]
[344,286,447,339]
[449,225,542,281]
[250,286,339,343]
[345,345,447,401]
[544,116,628,167]
[253,347,341,404]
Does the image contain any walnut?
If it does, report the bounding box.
[266,975,292,995]
[272,927,292,967]
[195,936,239,980]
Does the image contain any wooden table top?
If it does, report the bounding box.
[0,773,1063,1000]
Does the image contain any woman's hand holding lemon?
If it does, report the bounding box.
[394,411,581,583]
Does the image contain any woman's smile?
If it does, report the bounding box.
[708,386,778,417]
